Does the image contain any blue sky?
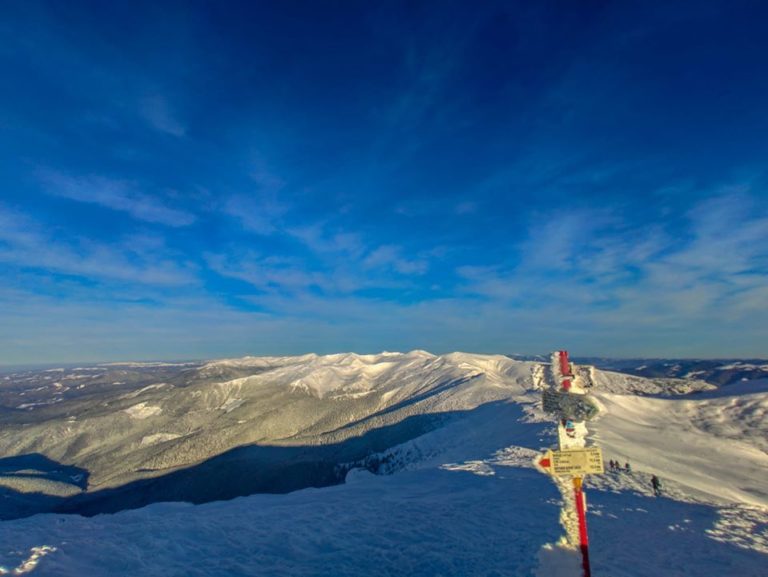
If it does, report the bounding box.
[1,1,767,364]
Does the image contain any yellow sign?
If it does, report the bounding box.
[538,447,604,476]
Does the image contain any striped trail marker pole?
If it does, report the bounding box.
[539,350,602,577]
[573,476,591,577]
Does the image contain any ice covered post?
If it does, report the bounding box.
[538,350,602,577]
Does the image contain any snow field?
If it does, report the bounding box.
[590,390,768,507]
[0,352,765,576]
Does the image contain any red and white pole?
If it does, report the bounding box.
[573,476,591,577]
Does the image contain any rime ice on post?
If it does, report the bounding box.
[537,350,604,577]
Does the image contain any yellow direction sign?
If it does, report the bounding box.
[538,447,604,476]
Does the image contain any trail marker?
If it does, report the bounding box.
[552,447,604,476]
[541,350,600,577]
[537,447,604,476]
[537,450,553,471]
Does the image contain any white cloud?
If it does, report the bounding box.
[4,186,767,363]
[139,95,186,137]
[204,252,331,293]
[37,169,196,227]
[221,156,290,235]
[6,180,762,361]
[363,245,428,275]
[223,195,287,235]
[457,190,768,339]
[205,234,428,304]
[0,205,197,286]
[287,224,366,259]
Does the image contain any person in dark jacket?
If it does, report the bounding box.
[651,474,662,496]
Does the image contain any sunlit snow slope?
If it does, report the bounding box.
[0,351,535,517]
[0,352,765,576]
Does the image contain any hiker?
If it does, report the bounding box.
[625,462,631,472]
[609,459,616,470]
[651,475,662,496]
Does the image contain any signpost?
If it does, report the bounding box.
[540,350,601,577]
[537,447,604,477]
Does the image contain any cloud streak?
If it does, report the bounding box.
[38,169,196,227]
[222,194,287,236]
[457,190,768,341]
[0,205,197,287]
[139,95,186,137]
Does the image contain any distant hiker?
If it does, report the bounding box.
[625,462,631,472]
[651,475,662,496]
[608,459,615,470]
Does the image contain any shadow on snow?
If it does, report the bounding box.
[0,406,487,520]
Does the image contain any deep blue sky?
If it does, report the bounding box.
[1,0,767,363]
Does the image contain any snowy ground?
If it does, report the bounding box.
[0,353,765,576]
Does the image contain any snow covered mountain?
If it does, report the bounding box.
[0,351,539,518]
[574,357,768,386]
[0,352,765,576]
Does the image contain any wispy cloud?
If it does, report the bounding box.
[205,224,430,306]
[286,224,366,260]
[223,195,287,235]
[0,204,197,286]
[457,189,768,334]
[204,252,332,294]
[139,95,186,137]
[363,244,428,275]
[221,157,290,235]
[3,189,766,363]
[38,169,196,227]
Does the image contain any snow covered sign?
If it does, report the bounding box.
[538,447,604,476]
[541,389,563,413]
[541,390,599,421]
[551,447,604,476]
